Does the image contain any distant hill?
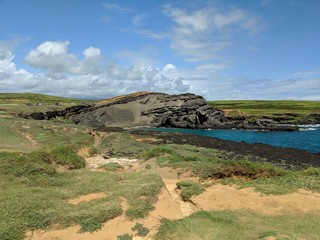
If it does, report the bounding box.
[0,93,94,104]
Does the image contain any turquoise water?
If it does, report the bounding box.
[147,126,320,154]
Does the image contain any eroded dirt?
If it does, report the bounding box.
[25,158,320,240]
[67,193,108,205]
[192,184,320,215]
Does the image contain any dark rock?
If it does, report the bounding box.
[18,92,299,131]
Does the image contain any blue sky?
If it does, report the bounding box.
[0,0,319,100]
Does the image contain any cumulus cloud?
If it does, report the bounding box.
[2,40,319,100]
[163,64,176,72]
[25,41,79,73]
[1,41,190,98]
[164,4,264,62]
[83,47,101,59]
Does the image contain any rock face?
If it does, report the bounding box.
[69,92,227,129]
[19,92,299,131]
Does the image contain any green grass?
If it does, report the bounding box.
[0,93,84,103]
[209,100,320,114]
[176,180,205,201]
[0,93,95,116]
[208,100,320,123]
[141,144,320,195]
[0,117,94,153]
[49,146,86,169]
[155,210,320,240]
[97,132,152,158]
[0,150,163,239]
[99,162,124,172]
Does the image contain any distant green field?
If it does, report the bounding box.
[0,93,95,115]
[208,100,320,117]
[0,93,85,103]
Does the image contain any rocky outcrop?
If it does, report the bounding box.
[19,92,299,131]
[68,92,228,129]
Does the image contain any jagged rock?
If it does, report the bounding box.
[67,92,228,129]
[18,92,299,131]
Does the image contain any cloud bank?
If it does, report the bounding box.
[0,41,189,98]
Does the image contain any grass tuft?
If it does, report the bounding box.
[176,180,205,201]
[50,146,86,169]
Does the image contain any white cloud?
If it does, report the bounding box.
[2,41,319,101]
[1,41,190,98]
[163,64,176,72]
[25,41,79,73]
[164,4,264,62]
[83,47,101,59]
[102,2,131,13]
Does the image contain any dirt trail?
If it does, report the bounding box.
[67,193,108,205]
[192,184,320,215]
[25,157,320,240]
[16,128,37,146]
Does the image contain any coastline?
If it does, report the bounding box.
[95,126,320,170]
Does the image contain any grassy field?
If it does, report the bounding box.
[208,100,320,123]
[155,210,320,240]
[0,93,94,115]
[1,93,320,239]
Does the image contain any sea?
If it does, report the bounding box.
[146,125,320,154]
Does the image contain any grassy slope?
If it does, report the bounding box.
[0,94,162,239]
[0,93,95,115]
[155,210,320,240]
[0,93,85,103]
[208,100,320,122]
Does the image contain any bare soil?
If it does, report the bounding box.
[25,157,320,240]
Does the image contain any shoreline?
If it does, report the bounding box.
[95,126,320,170]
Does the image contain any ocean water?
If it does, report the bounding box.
[147,125,320,154]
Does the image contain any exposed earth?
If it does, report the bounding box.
[26,154,320,240]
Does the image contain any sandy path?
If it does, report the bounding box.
[192,184,320,215]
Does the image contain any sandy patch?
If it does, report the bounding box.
[192,184,320,215]
[67,192,108,205]
[85,155,139,172]
[132,135,162,144]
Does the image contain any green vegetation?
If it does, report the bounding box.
[0,118,93,152]
[155,210,320,240]
[97,132,151,158]
[117,234,133,240]
[0,149,162,239]
[0,93,84,103]
[1,93,320,239]
[99,162,124,172]
[141,144,320,195]
[0,93,94,115]
[208,100,320,123]
[176,180,205,201]
[50,146,86,169]
[131,223,150,237]
[209,100,320,115]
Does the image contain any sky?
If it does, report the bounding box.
[0,0,319,100]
